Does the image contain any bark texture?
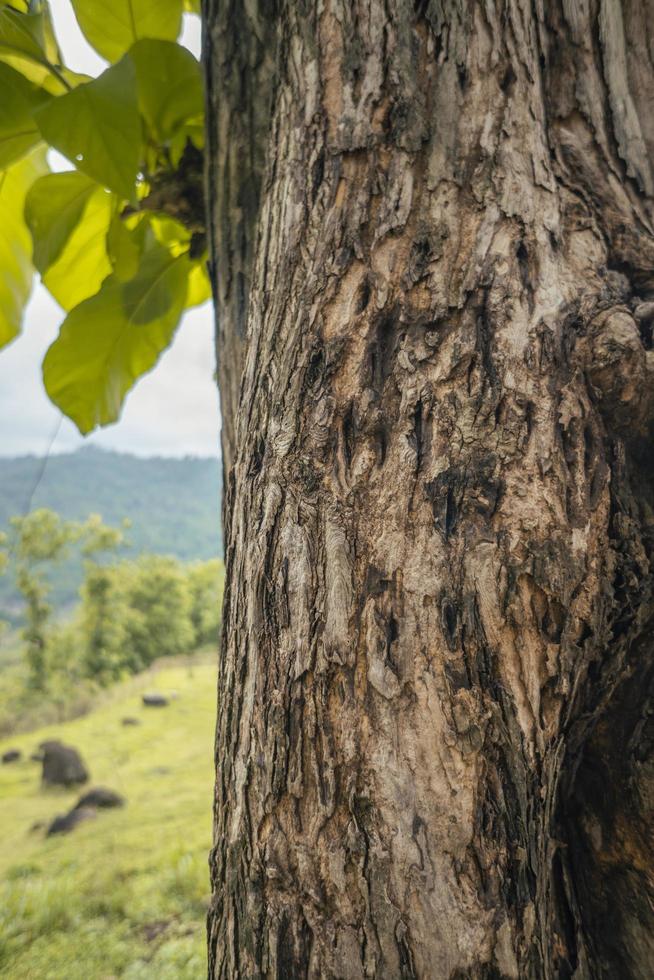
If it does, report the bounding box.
[205,1,654,976]
[204,0,279,474]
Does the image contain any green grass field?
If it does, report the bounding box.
[0,658,217,979]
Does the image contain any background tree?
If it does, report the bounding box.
[117,555,194,672]
[79,513,127,682]
[10,508,78,689]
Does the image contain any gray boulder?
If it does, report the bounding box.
[142,693,169,707]
[47,806,97,836]
[74,787,125,810]
[2,749,21,764]
[41,741,89,787]
[121,716,140,726]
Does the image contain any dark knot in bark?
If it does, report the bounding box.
[577,305,654,436]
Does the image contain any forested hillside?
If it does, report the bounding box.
[0,447,222,618]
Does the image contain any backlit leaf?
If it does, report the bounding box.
[0,53,85,92]
[149,213,191,252]
[35,57,141,198]
[129,39,203,145]
[0,61,46,169]
[25,170,96,272]
[43,242,188,432]
[0,2,66,92]
[0,5,49,62]
[70,0,183,63]
[106,209,146,281]
[122,240,186,324]
[186,261,211,309]
[170,122,203,164]
[41,181,113,310]
[0,146,48,348]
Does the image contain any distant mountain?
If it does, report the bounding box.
[0,446,222,620]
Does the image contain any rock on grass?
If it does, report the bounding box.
[47,807,97,837]
[74,787,125,810]
[142,693,169,707]
[41,741,89,787]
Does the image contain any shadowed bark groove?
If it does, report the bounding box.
[205,1,654,976]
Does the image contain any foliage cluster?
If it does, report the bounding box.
[0,0,209,433]
[79,552,224,683]
[0,505,224,710]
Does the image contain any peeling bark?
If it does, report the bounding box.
[205,1,654,976]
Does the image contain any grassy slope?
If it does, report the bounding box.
[0,660,217,979]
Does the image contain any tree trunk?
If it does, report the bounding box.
[204,1,654,976]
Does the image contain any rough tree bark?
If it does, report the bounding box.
[204,1,654,976]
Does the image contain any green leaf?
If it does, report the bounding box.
[0,2,67,93]
[24,170,96,272]
[149,213,191,250]
[0,146,48,348]
[0,61,46,169]
[0,5,49,63]
[35,57,141,198]
[0,54,85,92]
[129,39,203,145]
[43,242,188,432]
[106,209,146,281]
[40,181,113,310]
[122,240,186,323]
[186,261,211,308]
[170,122,203,164]
[70,0,183,63]
[36,0,61,65]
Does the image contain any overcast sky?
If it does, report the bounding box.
[0,1,220,459]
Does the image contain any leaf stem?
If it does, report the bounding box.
[44,60,72,91]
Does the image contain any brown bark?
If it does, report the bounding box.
[205,1,654,976]
[203,0,279,475]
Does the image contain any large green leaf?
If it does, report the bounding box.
[0,62,45,168]
[70,0,183,63]
[24,170,96,272]
[40,181,113,310]
[0,146,48,348]
[122,239,187,323]
[43,242,188,432]
[35,57,141,198]
[129,39,202,145]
